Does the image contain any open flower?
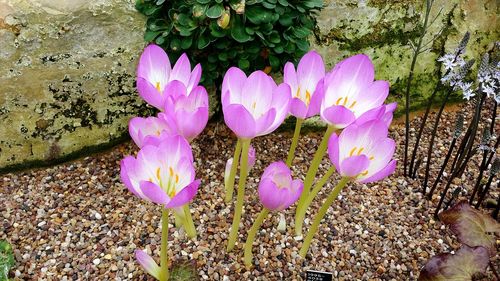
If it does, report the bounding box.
[258,161,303,211]
[328,120,396,183]
[222,67,291,139]
[163,82,209,141]
[128,113,177,148]
[320,54,389,129]
[120,135,199,208]
[137,44,201,110]
[284,50,325,119]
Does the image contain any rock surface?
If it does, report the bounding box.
[0,0,498,171]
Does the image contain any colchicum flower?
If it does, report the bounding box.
[244,161,303,266]
[137,44,201,110]
[128,113,176,148]
[328,120,396,182]
[283,50,325,119]
[120,135,200,208]
[257,161,303,211]
[320,54,390,129]
[135,250,161,280]
[163,82,209,141]
[222,67,291,139]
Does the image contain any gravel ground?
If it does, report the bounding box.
[1,100,499,280]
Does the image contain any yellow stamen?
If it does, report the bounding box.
[168,189,176,197]
[155,82,161,92]
[169,167,174,177]
[349,101,357,109]
[305,90,311,105]
[156,130,161,135]
[349,147,357,157]
[295,87,301,98]
[175,174,179,183]
[360,170,369,176]
[252,101,256,109]
[357,147,364,155]
[369,156,375,160]
[343,96,348,106]
[335,97,343,105]
[156,167,161,180]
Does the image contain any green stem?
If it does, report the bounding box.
[225,139,242,203]
[295,166,336,234]
[227,139,251,251]
[286,118,304,167]
[183,204,196,239]
[244,208,270,266]
[295,126,335,236]
[160,208,169,281]
[174,212,182,229]
[299,177,349,258]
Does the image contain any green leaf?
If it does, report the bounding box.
[156,0,166,5]
[295,39,309,52]
[218,52,228,61]
[279,13,295,26]
[262,2,276,9]
[197,33,211,49]
[439,201,500,255]
[269,55,280,69]
[418,246,489,281]
[181,37,193,49]
[278,0,289,6]
[245,6,274,24]
[268,31,281,44]
[206,4,224,18]
[292,26,311,38]
[155,35,166,45]
[0,240,15,281]
[230,15,252,43]
[170,38,181,51]
[238,58,250,70]
[196,0,211,4]
[144,30,162,42]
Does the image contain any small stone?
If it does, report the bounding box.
[95,213,102,220]
[93,258,101,266]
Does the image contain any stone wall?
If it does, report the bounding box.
[0,0,498,171]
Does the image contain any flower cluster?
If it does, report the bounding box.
[120,44,208,280]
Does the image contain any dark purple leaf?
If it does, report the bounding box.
[439,201,500,255]
[418,246,489,281]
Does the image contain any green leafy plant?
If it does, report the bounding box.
[0,240,15,280]
[135,0,323,86]
[419,201,500,280]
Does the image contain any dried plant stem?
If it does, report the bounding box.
[490,102,497,136]
[227,139,251,251]
[160,208,169,281]
[404,0,433,176]
[474,173,496,209]
[295,126,335,236]
[469,150,489,205]
[427,137,457,199]
[294,166,336,235]
[299,177,349,258]
[243,208,270,266]
[225,139,242,203]
[422,87,454,193]
[286,118,304,167]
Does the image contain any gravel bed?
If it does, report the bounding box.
[1,101,499,280]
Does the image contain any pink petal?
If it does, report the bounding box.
[283,62,298,95]
[305,81,324,118]
[327,133,340,170]
[187,63,202,93]
[354,105,385,125]
[223,104,257,138]
[258,178,286,210]
[137,77,165,110]
[120,156,141,198]
[175,106,208,141]
[340,155,370,177]
[137,44,171,83]
[290,97,308,119]
[241,71,275,111]
[297,50,325,94]
[330,54,374,91]
[135,250,160,280]
[140,180,169,205]
[155,135,194,163]
[222,67,247,106]
[260,83,291,135]
[320,105,356,128]
[359,160,397,183]
[354,80,389,114]
[166,179,200,208]
[163,80,187,104]
[284,179,303,209]
[255,108,277,137]
[170,53,192,85]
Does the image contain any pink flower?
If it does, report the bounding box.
[328,120,396,183]
[163,82,209,141]
[320,54,389,129]
[128,113,176,148]
[134,250,160,280]
[284,50,325,119]
[136,44,201,110]
[120,135,199,208]
[258,161,303,211]
[222,67,291,139]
